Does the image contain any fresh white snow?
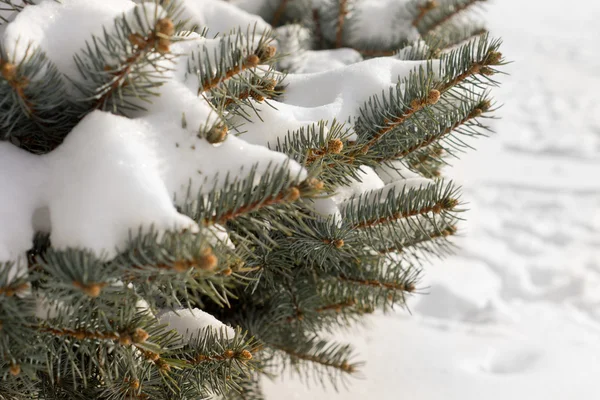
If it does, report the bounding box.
[158,307,236,342]
[263,0,600,398]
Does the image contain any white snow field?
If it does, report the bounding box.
[264,0,600,398]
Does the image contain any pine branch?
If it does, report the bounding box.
[182,163,322,228]
[0,44,76,152]
[413,0,438,27]
[192,31,277,95]
[376,96,492,162]
[352,88,441,156]
[338,275,416,292]
[272,340,356,374]
[344,181,460,230]
[414,0,487,37]
[377,224,456,254]
[73,5,179,114]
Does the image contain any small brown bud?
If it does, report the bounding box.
[249,91,265,102]
[157,37,171,53]
[73,281,104,298]
[128,33,147,48]
[406,282,416,292]
[198,248,218,271]
[487,51,503,65]
[410,98,424,110]
[427,89,441,105]
[172,260,190,272]
[480,99,492,111]
[285,187,301,202]
[257,45,276,61]
[239,350,253,360]
[130,379,140,390]
[305,177,325,190]
[195,354,207,362]
[327,139,344,154]
[470,108,483,118]
[156,18,175,36]
[340,361,353,372]
[264,78,277,91]
[206,124,228,144]
[432,203,443,214]
[333,239,344,249]
[222,268,233,276]
[9,364,20,377]
[1,62,16,81]
[132,328,149,344]
[119,335,132,346]
[224,350,235,359]
[158,361,171,372]
[443,225,457,236]
[148,352,160,362]
[245,54,260,67]
[480,66,495,76]
[443,198,459,209]
[424,0,438,10]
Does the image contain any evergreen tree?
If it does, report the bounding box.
[0,0,503,398]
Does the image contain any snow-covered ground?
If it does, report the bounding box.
[264,0,600,398]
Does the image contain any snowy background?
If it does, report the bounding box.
[265,0,600,398]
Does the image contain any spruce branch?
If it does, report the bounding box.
[0,44,76,152]
[377,224,457,255]
[413,0,438,27]
[375,95,492,162]
[413,0,487,36]
[352,88,441,156]
[343,180,460,230]
[338,274,416,293]
[182,163,322,228]
[73,6,178,114]
[193,31,277,95]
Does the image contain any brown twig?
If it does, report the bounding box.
[377,225,456,254]
[272,0,290,26]
[315,299,357,313]
[306,139,344,164]
[339,275,416,292]
[413,0,438,27]
[335,0,348,48]
[272,344,356,373]
[1,60,33,115]
[377,101,489,162]
[421,0,484,35]
[96,18,174,109]
[203,186,301,226]
[353,198,458,229]
[351,89,440,157]
[0,282,29,297]
[312,9,324,49]
[200,54,261,93]
[192,349,253,365]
